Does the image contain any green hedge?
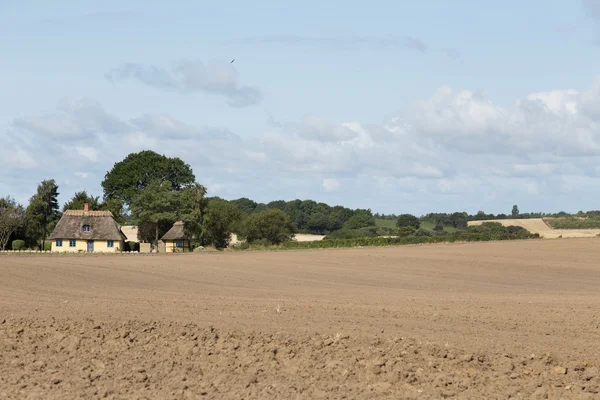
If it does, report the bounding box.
[275,231,540,250]
[545,217,600,229]
[12,240,26,250]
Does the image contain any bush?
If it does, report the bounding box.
[414,228,434,237]
[396,214,420,229]
[251,238,272,247]
[12,240,25,250]
[124,241,140,252]
[397,226,417,237]
[43,241,52,251]
[343,214,376,230]
[239,209,296,245]
[325,229,373,240]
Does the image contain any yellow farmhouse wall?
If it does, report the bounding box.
[164,239,191,253]
[51,239,124,253]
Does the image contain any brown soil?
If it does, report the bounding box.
[2,239,600,399]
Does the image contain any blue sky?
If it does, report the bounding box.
[2,0,600,215]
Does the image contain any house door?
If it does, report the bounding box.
[87,240,94,253]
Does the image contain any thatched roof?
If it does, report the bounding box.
[49,210,127,241]
[121,225,139,243]
[161,221,188,240]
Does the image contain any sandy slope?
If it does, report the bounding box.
[468,218,600,238]
[2,240,600,398]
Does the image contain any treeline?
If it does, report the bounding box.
[240,222,540,251]
[218,197,375,235]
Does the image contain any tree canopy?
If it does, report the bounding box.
[26,179,60,249]
[0,196,25,250]
[102,150,195,207]
[129,180,180,249]
[202,198,244,248]
[396,214,420,229]
[239,209,296,245]
[63,190,101,212]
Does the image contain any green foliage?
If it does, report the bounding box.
[396,214,420,229]
[124,241,140,252]
[343,214,376,230]
[63,191,101,212]
[544,217,600,229]
[324,228,377,240]
[250,238,272,247]
[179,183,209,241]
[101,150,195,208]
[26,179,60,249]
[239,209,296,245]
[414,228,434,237]
[12,240,26,250]
[0,196,25,250]
[43,241,51,251]
[396,226,417,237]
[512,205,520,217]
[130,180,180,248]
[202,199,243,248]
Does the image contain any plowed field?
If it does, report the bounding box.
[2,239,600,399]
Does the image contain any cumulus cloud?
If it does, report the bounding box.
[6,75,600,213]
[106,61,262,108]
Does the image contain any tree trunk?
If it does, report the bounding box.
[42,225,46,251]
[155,223,159,252]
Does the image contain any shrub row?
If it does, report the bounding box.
[273,231,540,250]
[544,217,600,229]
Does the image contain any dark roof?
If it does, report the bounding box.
[49,210,127,241]
[161,221,188,240]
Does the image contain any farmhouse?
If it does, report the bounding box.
[49,204,127,253]
[161,221,191,252]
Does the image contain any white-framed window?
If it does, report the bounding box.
[107,240,114,248]
[176,240,183,248]
[83,225,90,232]
[56,239,62,247]
[69,240,76,247]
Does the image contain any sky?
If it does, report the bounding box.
[2,0,600,215]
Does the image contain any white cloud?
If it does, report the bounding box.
[322,178,341,192]
[6,74,600,214]
[106,60,262,108]
[75,146,98,162]
[74,172,89,179]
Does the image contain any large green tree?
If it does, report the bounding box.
[202,198,243,248]
[0,196,25,250]
[26,179,60,250]
[179,183,209,242]
[63,190,101,212]
[396,214,420,230]
[129,180,180,250]
[101,150,195,208]
[240,209,296,245]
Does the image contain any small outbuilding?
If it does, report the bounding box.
[161,221,191,252]
[49,204,127,252]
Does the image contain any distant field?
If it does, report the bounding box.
[375,218,458,232]
[468,218,600,239]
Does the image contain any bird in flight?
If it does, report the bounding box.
[231,59,235,63]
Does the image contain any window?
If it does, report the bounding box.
[107,240,114,248]
[56,239,62,247]
[176,240,183,248]
[69,240,76,248]
[83,225,90,232]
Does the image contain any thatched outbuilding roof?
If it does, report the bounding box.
[161,221,188,240]
[49,210,127,241]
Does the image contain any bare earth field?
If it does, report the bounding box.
[468,218,600,239]
[2,239,600,399]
